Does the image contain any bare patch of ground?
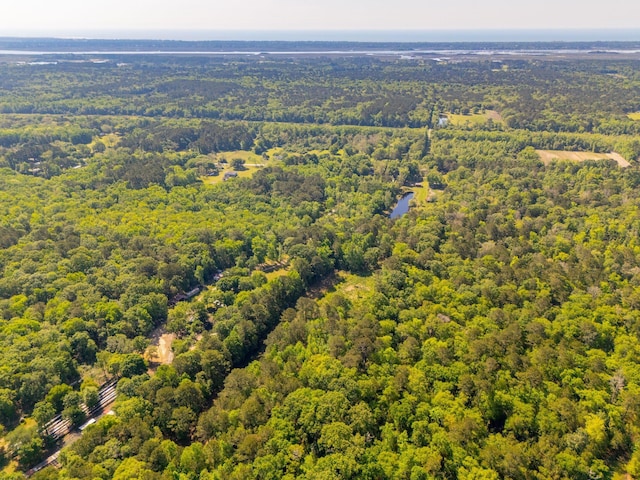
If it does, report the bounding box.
[607,152,632,168]
[536,150,630,168]
[485,110,504,123]
[157,333,176,364]
[145,327,176,371]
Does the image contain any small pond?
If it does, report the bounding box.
[389,192,414,219]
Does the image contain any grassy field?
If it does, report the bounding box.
[201,164,264,185]
[216,150,265,163]
[264,266,291,282]
[536,150,630,168]
[411,185,429,205]
[446,113,487,126]
[627,112,640,120]
[334,271,375,303]
[200,149,273,185]
[446,110,504,126]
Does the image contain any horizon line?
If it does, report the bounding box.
[1,28,639,43]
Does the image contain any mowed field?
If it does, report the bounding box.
[200,149,270,185]
[446,110,504,126]
[410,184,429,204]
[536,150,631,167]
[201,165,263,185]
[216,150,265,163]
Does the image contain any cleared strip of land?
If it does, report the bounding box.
[445,110,504,126]
[536,150,631,168]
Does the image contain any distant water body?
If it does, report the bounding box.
[3,29,640,42]
[389,193,415,220]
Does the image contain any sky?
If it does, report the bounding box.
[0,0,639,39]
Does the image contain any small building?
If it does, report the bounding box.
[169,286,201,306]
[223,171,238,181]
[184,287,201,300]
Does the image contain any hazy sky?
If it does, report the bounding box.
[1,0,639,36]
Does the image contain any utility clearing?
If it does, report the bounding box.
[536,150,630,168]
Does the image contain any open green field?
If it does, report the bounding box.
[627,112,640,120]
[200,149,269,185]
[411,184,429,205]
[216,150,265,163]
[333,271,375,303]
[536,150,631,167]
[264,266,291,282]
[201,164,263,185]
[446,110,504,126]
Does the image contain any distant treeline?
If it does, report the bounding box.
[1,37,640,52]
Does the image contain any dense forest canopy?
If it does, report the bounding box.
[0,42,639,479]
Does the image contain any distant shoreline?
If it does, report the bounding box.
[2,49,640,58]
[1,28,640,42]
[1,36,640,58]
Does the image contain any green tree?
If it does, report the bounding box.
[62,392,86,428]
[45,384,73,413]
[231,158,246,170]
[33,401,56,429]
[17,436,45,469]
[169,406,197,443]
[180,442,207,476]
[82,387,100,410]
[0,389,16,427]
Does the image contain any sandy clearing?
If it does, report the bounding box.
[607,152,632,168]
[485,110,504,123]
[157,333,176,364]
[536,150,630,168]
[145,327,176,370]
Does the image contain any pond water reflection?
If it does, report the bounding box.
[389,192,414,219]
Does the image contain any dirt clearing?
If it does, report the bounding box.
[146,327,176,370]
[536,150,630,168]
